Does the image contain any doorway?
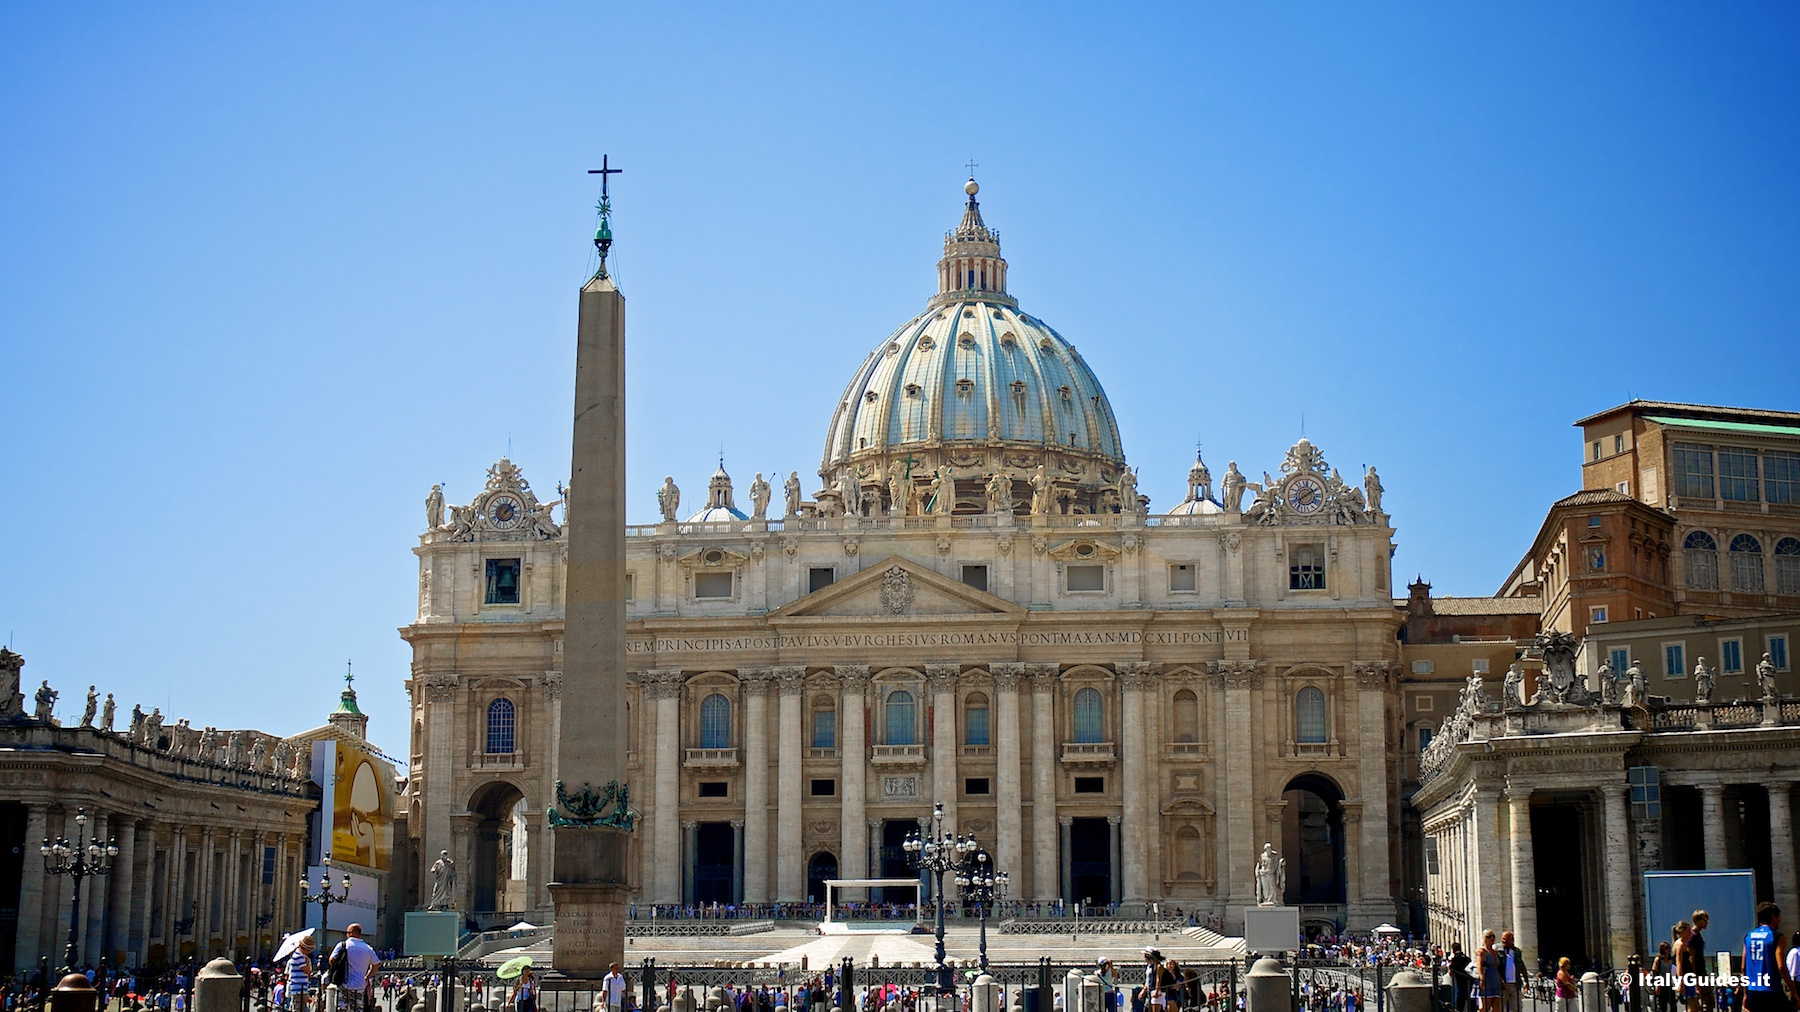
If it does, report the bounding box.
[878,820,917,903]
[693,821,736,904]
[807,852,838,904]
[1282,773,1347,904]
[1069,817,1113,907]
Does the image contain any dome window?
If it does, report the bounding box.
[1000,332,1015,346]
[958,333,976,349]
[1058,385,1072,401]
[1010,380,1027,396]
[918,336,935,351]
[1040,338,1054,351]
[955,378,975,396]
[864,391,879,403]
[886,343,900,356]
[904,383,921,397]
[992,310,1004,318]
[963,309,976,319]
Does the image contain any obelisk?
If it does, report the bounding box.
[549,161,633,975]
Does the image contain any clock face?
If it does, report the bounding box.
[1285,476,1326,515]
[489,495,522,528]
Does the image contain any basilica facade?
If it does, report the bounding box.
[401,180,1405,933]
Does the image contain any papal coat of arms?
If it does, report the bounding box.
[880,566,914,614]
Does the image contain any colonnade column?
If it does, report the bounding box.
[1029,664,1058,900]
[12,803,47,971]
[87,813,113,965]
[1506,787,1537,957]
[130,822,153,963]
[775,666,807,901]
[107,815,138,963]
[228,830,245,955]
[838,665,871,888]
[741,668,772,903]
[1353,664,1395,918]
[1118,663,1152,904]
[1600,786,1637,969]
[991,664,1025,884]
[1700,783,1728,868]
[646,669,683,905]
[927,665,960,838]
[164,827,186,955]
[244,831,264,954]
[1768,783,1797,926]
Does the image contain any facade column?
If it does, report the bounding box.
[1218,662,1259,913]
[1700,783,1728,868]
[83,812,109,967]
[1600,786,1637,969]
[838,665,871,888]
[681,822,698,905]
[243,831,264,955]
[227,830,245,955]
[133,822,156,961]
[646,669,683,905]
[992,663,1026,885]
[198,827,217,955]
[775,666,807,901]
[1506,788,1537,957]
[1118,663,1152,903]
[523,814,546,913]
[421,674,458,911]
[107,815,137,964]
[1029,665,1059,900]
[1058,818,1073,904]
[1107,816,1122,906]
[12,803,47,972]
[740,668,773,903]
[1342,803,1364,904]
[730,820,745,903]
[927,665,960,838]
[164,827,186,956]
[1768,783,1797,925]
[1353,663,1396,921]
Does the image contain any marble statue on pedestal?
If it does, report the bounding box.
[33,681,58,723]
[144,708,165,748]
[836,473,859,517]
[657,477,681,523]
[100,693,115,733]
[81,686,98,726]
[1758,652,1779,700]
[0,648,22,718]
[1624,659,1646,707]
[783,472,803,517]
[887,462,914,517]
[1254,843,1286,906]
[429,850,457,910]
[1363,466,1384,513]
[985,472,1012,515]
[1503,663,1524,707]
[1596,661,1619,705]
[1118,468,1139,514]
[1693,658,1716,704]
[425,483,445,530]
[1029,464,1052,516]
[1221,462,1246,513]
[749,473,771,521]
[929,465,955,516]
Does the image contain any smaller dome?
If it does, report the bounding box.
[687,460,748,523]
[1168,496,1224,517]
[686,504,747,523]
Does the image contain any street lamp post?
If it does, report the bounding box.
[957,854,1008,972]
[904,802,999,995]
[41,808,119,973]
[300,854,352,945]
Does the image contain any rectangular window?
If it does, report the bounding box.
[1628,765,1662,819]
[625,572,635,602]
[694,572,733,599]
[1721,638,1743,673]
[1617,481,1631,495]
[811,709,836,748]
[964,704,989,746]
[1289,545,1326,590]
[697,781,728,798]
[964,777,991,796]
[1073,776,1105,794]
[262,846,276,886]
[1615,434,1625,454]
[484,558,521,605]
[1168,563,1196,593]
[1609,648,1630,674]
[1424,837,1440,876]
[1765,451,1800,504]
[1418,726,1433,752]
[1411,660,1435,675]
[1664,642,1686,678]
[808,567,836,593]
[1769,635,1789,672]
[1471,658,1490,674]
[1592,441,1602,462]
[809,778,835,797]
[1672,443,1715,499]
[1587,516,1603,528]
[1589,606,1608,624]
[960,564,989,593]
[1065,565,1105,592]
[1719,448,1760,502]
[1414,695,1435,712]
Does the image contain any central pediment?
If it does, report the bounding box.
[768,555,1025,619]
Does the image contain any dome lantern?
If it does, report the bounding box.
[932,176,1013,309]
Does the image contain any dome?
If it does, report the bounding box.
[819,180,1125,509]
[686,463,748,523]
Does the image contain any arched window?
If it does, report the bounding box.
[484,698,515,754]
[1685,530,1719,590]
[699,693,732,748]
[810,695,836,748]
[884,690,917,745]
[1295,688,1327,744]
[1173,689,1200,743]
[1073,687,1105,743]
[1730,534,1765,592]
[1776,538,1800,596]
[963,692,990,746]
[1417,725,1434,753]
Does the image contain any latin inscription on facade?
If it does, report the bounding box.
[623,627,1247,656]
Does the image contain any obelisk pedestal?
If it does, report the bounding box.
[550,272,632,976]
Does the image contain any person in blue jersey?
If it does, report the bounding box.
[1742,903,1794,1012]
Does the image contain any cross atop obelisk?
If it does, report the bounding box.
[551,159,634,974]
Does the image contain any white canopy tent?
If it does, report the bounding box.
[821,878,924,929]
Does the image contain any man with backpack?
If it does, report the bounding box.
[327,924,381,1012]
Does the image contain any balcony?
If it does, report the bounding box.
[1164,741,1210,760]
[870,744,927,767]
[958,744,994,758]
[471,751,525,770]
[807,746,840,760]
[1282,740,1344,759]
[683,747,740,769]
[1059,741,1116,766]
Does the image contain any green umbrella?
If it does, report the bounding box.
[497,956,534,980]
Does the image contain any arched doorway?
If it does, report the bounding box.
[1281,773,1347,906]
[807,851,838,904]
[468,782,527,914]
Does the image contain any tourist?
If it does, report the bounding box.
[1742,903,1792,1012]
[603,963,628,1012]
[1499,931,1529,1012]
[1448,941,1472,1012]
[288,932,317,1012]
[1653,941,1677,1012]
[1674,921,1700,1012]
[1694,912,1715,1011]
[1142,949,1164,1010]
[1478,930,1504,1012]
[329,923,380,1012]
[1554,958,1577,1012]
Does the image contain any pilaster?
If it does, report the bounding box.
[1506,787,1536,956]
[991,662,1026,883]
[740,667,773,903]
[1028,663,1059,900]
[644,668,684,904]
[774,665,808,901]
[1117,661,1155,903]
[927,664,960,839]
[838,664,871,889]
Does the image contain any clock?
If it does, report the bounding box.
[488,494,523,529]
[1284,476,1326,515]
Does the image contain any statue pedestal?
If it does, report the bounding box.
[1241,905,1300,956]
[550,826,632,976]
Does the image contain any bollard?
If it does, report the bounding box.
[1080,975,1103,1012]
[1384,970,1431,1012]
[1244,958,1289,1012]
[324,985,341,1012]
[972,974,999,1012]
[1580,973,1604,1012]
[424,988,438,1012]
[50,974,100,1012]
[194,960,244,1012]
[672,991,696,1012]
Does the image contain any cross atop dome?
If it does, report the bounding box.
[933,175,1012,308]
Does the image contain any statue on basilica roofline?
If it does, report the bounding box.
[929,465,955,516]
[100,692,115,733]
[1623,659,1647,707]
[749,473,772,521]
[1503,662,1524,707]
[656,476,681,523]
[143,708,165,748]
[33,680,58,723]
[1364,466,1385,514]
[81,686,98,727]
[887,461,914,517]
[783,472,803,518]
[1117,467,1140,514]
[1693,657,1716,704]
[1029,463,1053,516]
[836,472,859,517]
[425,483,445,531]
[1596,659,1620,705]
[985,471,1013,515]
[1758,652,1780,701]
[1221,462,1246,514]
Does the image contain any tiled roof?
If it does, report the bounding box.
[1552,489,1637,508]
[1412,596,1542,616]
[1573,399,1800,427]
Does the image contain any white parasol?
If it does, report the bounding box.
[273,928,316,964]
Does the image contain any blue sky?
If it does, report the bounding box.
[3,3,1797,757]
